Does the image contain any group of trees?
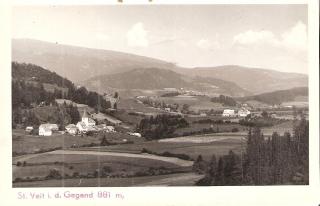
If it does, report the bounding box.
[195,118,309,185]
[12,101,81,130]
[136,114,189,140]
[67,86,111,112]
[211,95,237,107]
[12,80,63,109]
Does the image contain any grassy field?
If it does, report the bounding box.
[13,152,182,180]
[83,137,244,161]
[12,129,142,155]
[13,172,203,187]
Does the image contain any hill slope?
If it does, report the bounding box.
[238,87,308,105]
[184,65,308,94]
[84,68,250,97]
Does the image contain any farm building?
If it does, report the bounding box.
[128,132,142,137]
[105,126,116,133]
[25,126,34,133]
[65,124,78,135]
[38,123,58,136]
[222,109,236,117]
[238,108,251,117]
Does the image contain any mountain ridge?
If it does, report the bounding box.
[12,38,308,95]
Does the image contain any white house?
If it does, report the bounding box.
[222,109,236,117]
[127,132,142,137]
[164,108,171,112]
[76,122,88,133]
[65,124,78,135]
[105,126,115,133]
[25,126,34,133]
[38,123,58,136]
[238,108,251,117]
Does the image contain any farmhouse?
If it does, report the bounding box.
[105,126,116,133]
[39,123,58,136]
[128,132,142,137]
[222,109,236,117]
[25,126,34,133]
[238,108,251,117]
[65,124,78,135]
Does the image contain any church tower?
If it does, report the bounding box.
[82,109,89,126]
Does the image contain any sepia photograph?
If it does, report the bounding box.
[11,4,310,188]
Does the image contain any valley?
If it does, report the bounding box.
[11,40,309,187]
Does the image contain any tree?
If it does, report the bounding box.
[261,110,269,119]
[215,157,225,185]
[192,155,207,174]
[114,92,119,99]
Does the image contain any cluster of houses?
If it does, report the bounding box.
[27,110,116,136]
[222,108,251,117]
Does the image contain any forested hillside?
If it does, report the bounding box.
[194,118,309,185]
[12,62,111,128]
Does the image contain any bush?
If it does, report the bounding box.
[102,166,113,174]
[231,128,239,132]
[72,172,79,178]
[46,168,62,179]
[16,161,21,167]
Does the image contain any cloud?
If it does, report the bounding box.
[127,22,148,48]
[281,21,307,51]
[233,21,307,52]
[196,37,221,50]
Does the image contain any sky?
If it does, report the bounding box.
[12,5,308,74]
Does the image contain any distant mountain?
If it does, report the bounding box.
[238,87,308,105]
[84,68,250,97]
[12,39,177,83]
[12,39,308,95]
[183,65,308,94]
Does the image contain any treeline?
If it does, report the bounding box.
[194,118,308,185]
[67,86,111,112]
[211,95,237,106]
[136,114,189,140]
[239,116,285,127]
